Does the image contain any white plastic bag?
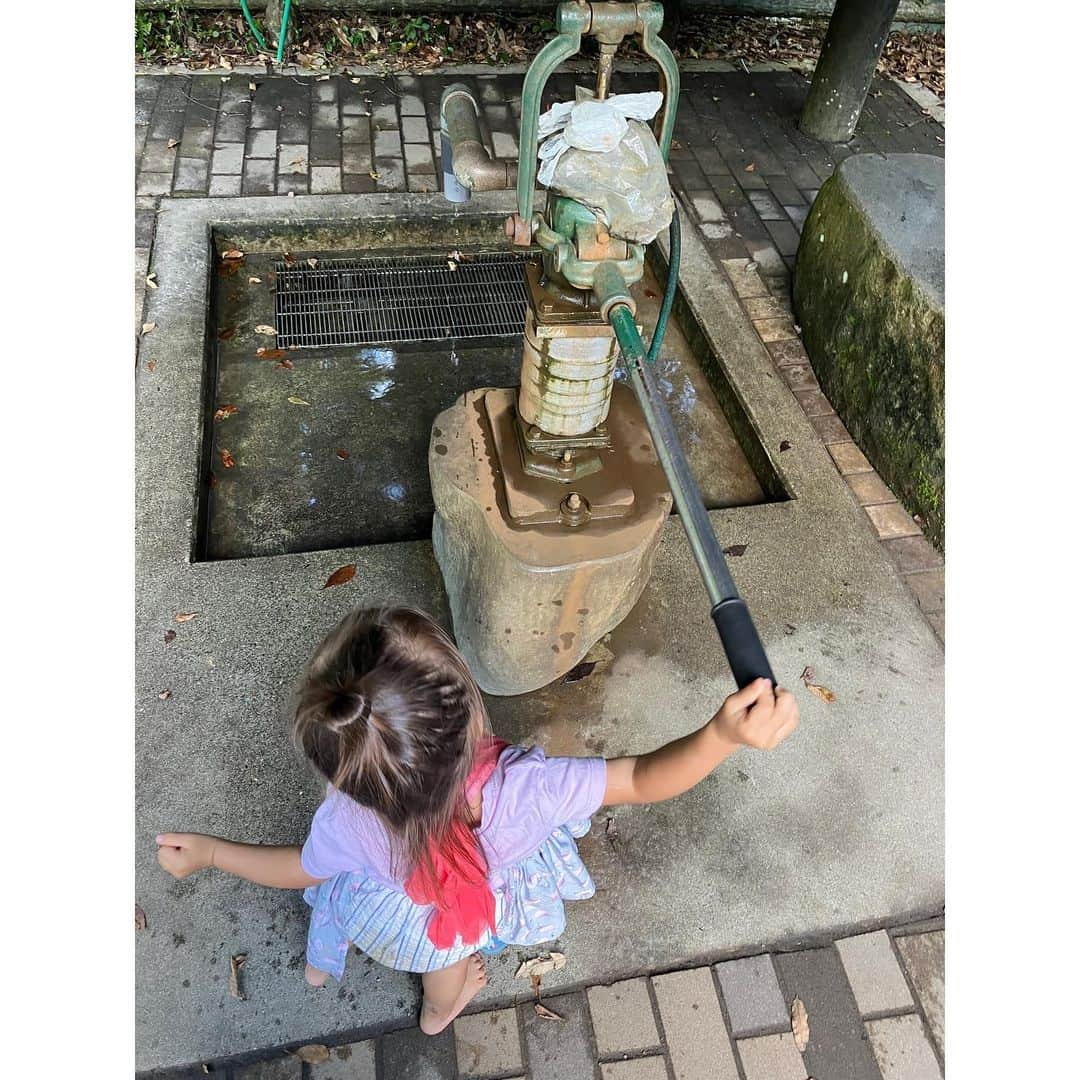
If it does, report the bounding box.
[536,92,674,245]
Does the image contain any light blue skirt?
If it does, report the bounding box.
[303,820,595,977]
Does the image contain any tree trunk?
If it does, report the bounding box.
[265,0,297,56]
[799,0,901,143]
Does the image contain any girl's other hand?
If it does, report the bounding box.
[712,678,799,751]
[156,832,217,879]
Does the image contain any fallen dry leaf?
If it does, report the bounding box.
[288,396,311,406]
[248,81,256,91]
[220,449,236,468]
[307,258,319,269]
[277,359,294,370]
[744,162,756,172]
[800,666,835,702]
[248,276,262,284]
[257,348,286,360]
[135,903,147,930]
[166,138,179,149]
[158,689,171,700]
[221,249,245,260]
[515,953,567,980]
[335,448,350,460]
[141,322,156,335]
[164,629,176,644]
[534,1003,563,1021]
[175,612,199,623]
[229,953,247,1000]
[254,324,277,336]
[218,327,236,341]
[369,169,380,181]
[146,360,156,372]
[316,74,331,81]
[779,440,792,452]
[723,544,748,557]
[294,1045,330,1064]
[791,997,809,1051]
[146,272,158,289]
[323,564,357,589]
[214,404,238,422]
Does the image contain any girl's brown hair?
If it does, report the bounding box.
[293,606,488,891]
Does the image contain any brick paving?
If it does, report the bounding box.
[175,923,944,1080]
[134,64,945,1078]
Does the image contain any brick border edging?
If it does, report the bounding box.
[711,248,944,646]
[140,918,945,1080]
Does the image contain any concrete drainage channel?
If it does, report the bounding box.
[135,191,943,1075]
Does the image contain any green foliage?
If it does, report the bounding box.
[135,4,253,61]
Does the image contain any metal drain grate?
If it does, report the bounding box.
[274,252,531,349]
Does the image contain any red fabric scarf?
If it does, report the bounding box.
[404,736,508,949]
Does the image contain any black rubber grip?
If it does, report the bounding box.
[711,597,776,689]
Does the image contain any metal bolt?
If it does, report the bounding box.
[562,449,573,463]
[567,492,582,510]
[528,426,541,440]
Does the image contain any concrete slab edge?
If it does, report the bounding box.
[702,203,945,646]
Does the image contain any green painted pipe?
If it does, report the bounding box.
[647,205,681,366]
[239,0,267,51]
[516,3,588,225]
[637,2,681,160]
[275,0,292,64]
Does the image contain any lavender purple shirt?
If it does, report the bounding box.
[300,745,608,888]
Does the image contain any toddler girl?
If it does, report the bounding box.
[157,606,798,1034]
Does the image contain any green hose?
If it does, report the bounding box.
[646,203,681,366]
[239,0,267,51]
[275,0,293,64]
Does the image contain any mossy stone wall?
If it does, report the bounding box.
[794,154,944,547]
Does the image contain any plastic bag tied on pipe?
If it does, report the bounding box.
[537,91,675,245]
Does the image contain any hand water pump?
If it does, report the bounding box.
[436,1,775,692]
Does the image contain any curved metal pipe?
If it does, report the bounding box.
[440,85,517,197]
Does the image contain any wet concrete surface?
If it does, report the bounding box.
[204,252,764,560]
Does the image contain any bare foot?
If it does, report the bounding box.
[305,962,330,988]
[419,954,487,1035]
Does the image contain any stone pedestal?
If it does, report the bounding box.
[429,383,672,695]
[794,153,944,546]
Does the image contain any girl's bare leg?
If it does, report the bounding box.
[419,954,487,1035]
[305,962,330,988]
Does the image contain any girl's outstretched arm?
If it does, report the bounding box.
[603,678,799,807]
[156,833,324,889]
